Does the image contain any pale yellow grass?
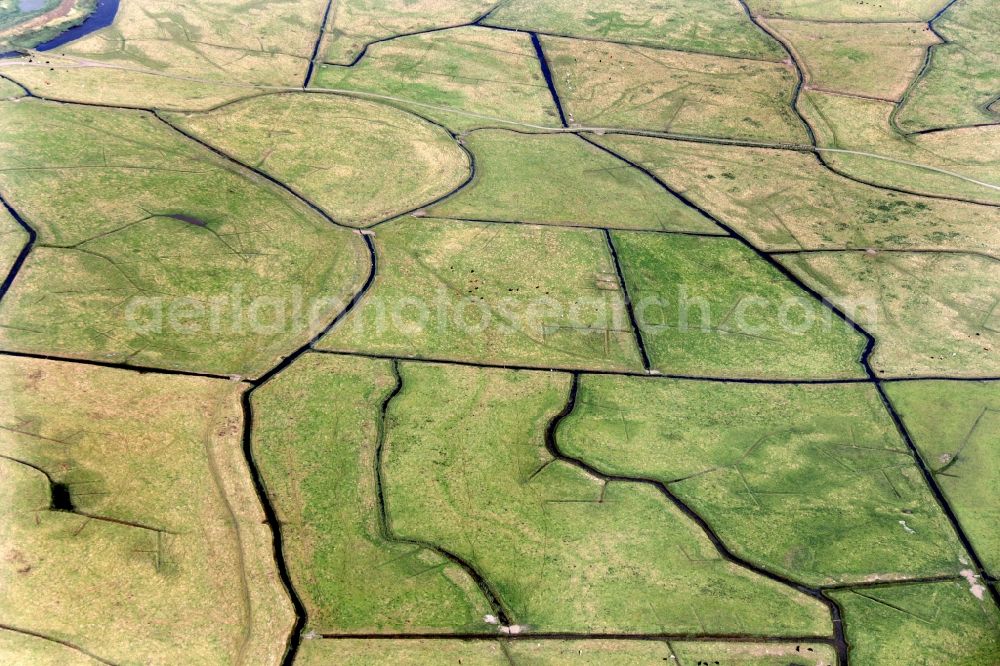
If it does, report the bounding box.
[0,355,293,664]
[596,133,1000,256]
[781,251,1000,377]
[766,18,938,100]
[542,35,807,143]
[0,0,329,108]
[802,90,1000,203]
[168,92,470,226]
[324,0,495,65]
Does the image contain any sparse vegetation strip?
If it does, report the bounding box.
[315,631,837,642]
[415,214,731,237]
[769,248,1000,262]
[309,349,872,384]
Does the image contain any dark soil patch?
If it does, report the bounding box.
[49,481,74,511]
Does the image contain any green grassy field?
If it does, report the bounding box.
[2,1,998,663]
[831,581,1000,665]
[0,64,250,111]
[428,129,722,232]
[484,0,784,61]
[167,92,469,227]
[253,353,493,633]
[560,375,963,585]
[323,0,495,65]
[316,26,559,131]
[895,0,1000,132]
[888,380,1000,574]
[612,231,867,378]
[780,251,999,377]
[0,355,291,664]
[297,639,504,665]
[0,99,368,377]
[668,641,835,665]
[381,363,831,633]
[595,133,1000,254]
[319,218,644,370]
[748,0,945,21]
[0,204,28,280]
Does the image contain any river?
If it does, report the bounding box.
[1,0,119,58]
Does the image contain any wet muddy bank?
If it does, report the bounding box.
[1,0,118,58]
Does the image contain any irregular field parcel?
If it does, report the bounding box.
[0,355,291,664]
[1,0,999,663]
[0,99,368,377]
[319,218,644,371]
